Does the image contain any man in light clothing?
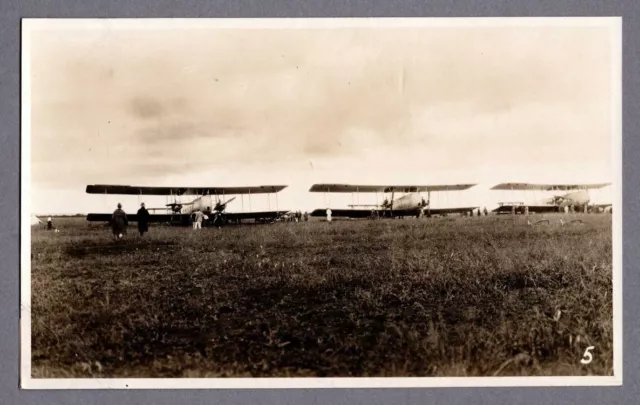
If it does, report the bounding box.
[326,208,332,223]
[192,210,205,230]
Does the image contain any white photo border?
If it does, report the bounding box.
[20,16,623,389]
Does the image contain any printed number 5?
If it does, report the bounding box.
[581,346,595,364]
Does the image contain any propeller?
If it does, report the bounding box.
[165,202,183,213]
[541,195,564,206]
[213,196,237,212]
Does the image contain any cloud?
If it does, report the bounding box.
[28,23,615,208]
[129,97,165,119]
[136,122,211,142]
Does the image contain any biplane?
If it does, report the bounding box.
[85,184,290,226]
[308,183,479,219]
[490,183,612,214]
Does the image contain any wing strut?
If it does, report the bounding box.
[324,186,332,208]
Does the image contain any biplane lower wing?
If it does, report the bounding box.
[492,205,563,215]
[87,213,176,223]
[492,203,612,215]
[310,209,374,219]
[86,210,289,225]
[422,207,480,216]
[310,207,479,218]
[224,211,290,221]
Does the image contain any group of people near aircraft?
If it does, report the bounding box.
[109,203,220,238]
[281,211,309,222]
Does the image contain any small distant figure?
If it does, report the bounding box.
[112,203,128,240]
[304,211,309,222]
[46,216,55,230]
[483,207,488,216]
[137,202,150,237]
[326,208,332,223]
[192,209,205,230]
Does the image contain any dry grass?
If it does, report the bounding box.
[29,214,613,378]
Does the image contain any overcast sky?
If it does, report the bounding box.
[27,20,617,214]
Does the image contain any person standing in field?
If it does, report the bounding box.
[112,203,128,239]
[137,202,150,237]
[192,209,205,230]
[326,208,332,223]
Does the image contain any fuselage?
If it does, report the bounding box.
[388,192,425,210]
[177,195,235,214]
[538,190,590,207]
[559,190,590,206]
[173,195,214,215]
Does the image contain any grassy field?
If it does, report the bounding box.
[29,214,613,378]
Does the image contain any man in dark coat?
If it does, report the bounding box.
[137,202,150,237]
[112,203,128,239]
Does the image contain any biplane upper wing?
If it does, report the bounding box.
[490,183,611,191]
[309,183,476,193]
[86,184,288,195]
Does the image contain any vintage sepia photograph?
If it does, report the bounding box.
[21,18,621,388]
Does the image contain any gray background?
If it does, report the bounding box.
[1,0,637,403]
